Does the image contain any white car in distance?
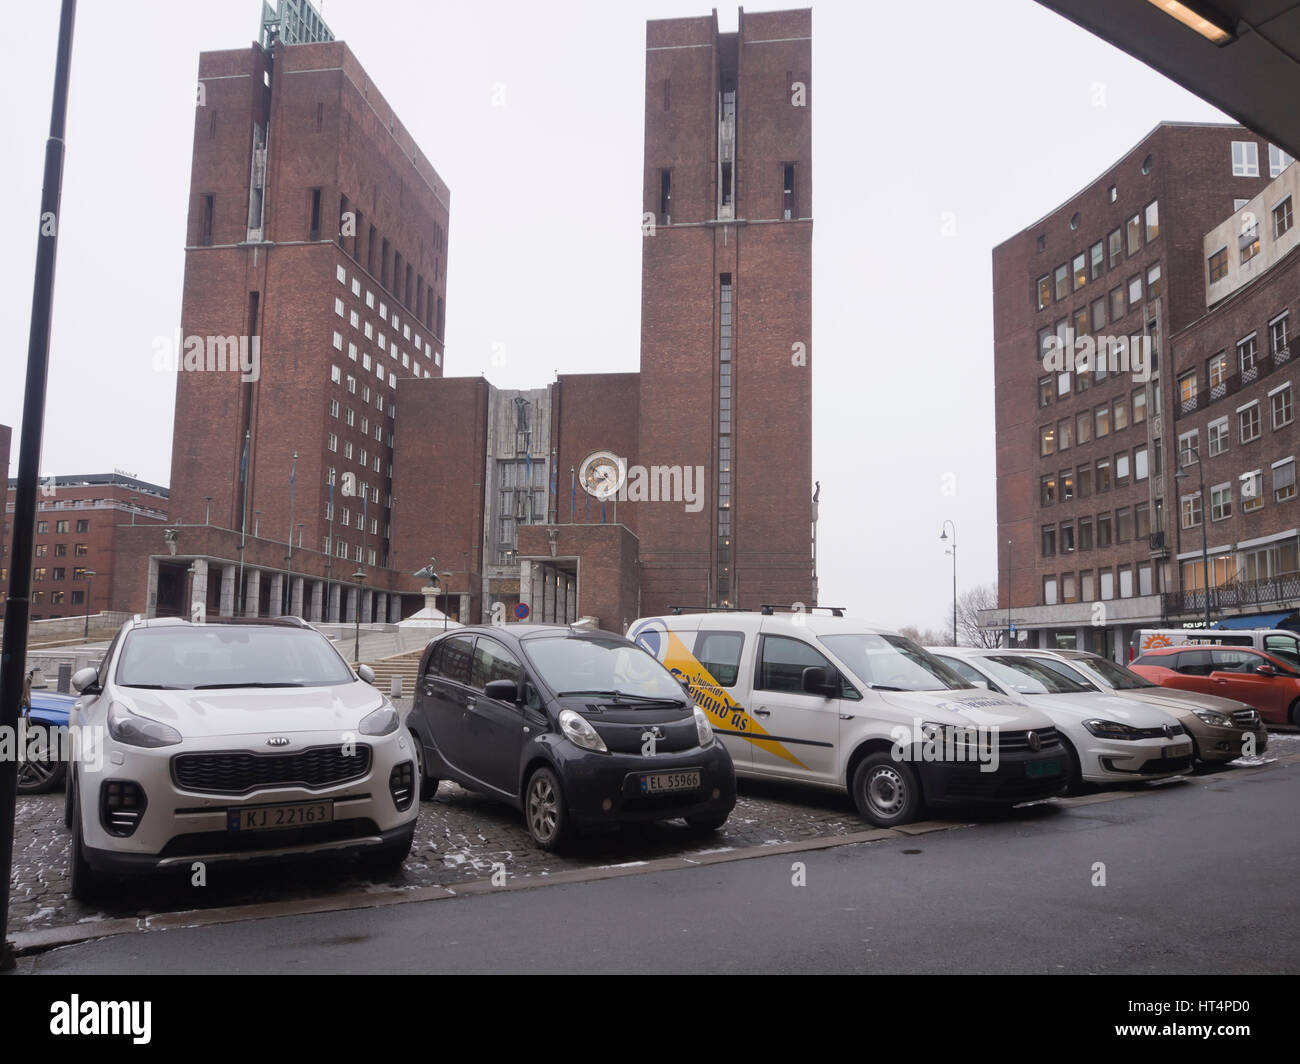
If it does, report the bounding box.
[66,616,418,900]
[927,648,1193,792]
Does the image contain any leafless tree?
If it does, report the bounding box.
[957,583,1006,648]
[899,623,951,648]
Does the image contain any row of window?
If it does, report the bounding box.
[1042,500,1158,557]
[33,543,90,557]
[1179,459,1296,528]
[1042,562,1158,606]
[1041,445,1160,508]
[28,590,85,606]
[31,567,92,581]
[1230,141,1293,180]
[327,399,389,444]
[1177,383,1294,465]
[34,519,90,535]
[333,268,442,369]
[1035,203,1158,311]
[1040,390,1153,455]
[1176,314,1290,408]
[1209,196,1294,280]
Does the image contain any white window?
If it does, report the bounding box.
[364,322,373,340]
[344,442,353,459]
[350,310,359,329]
[1270,312,1290,354]
[329,399,339,418]
[1100,570,1114,600]
[351,278,361,297]
[360,416,369,434]
[1232,141,1259,177]
[402,353,410,369]
[1234,198,1250,211]
[376,364,385,381]
[348,342,358,362]
[1181,493,1203,528]
[1269,144,1295,178]
[1119,568,1133,598]
[371,517,378,535]
[330,365,341,383]
[392,312,400,328]
[363,354,372,371]
[379,302,387,318]
[1208,417,1229,456]
[403,324,411,340]
[347,374,356,394]
[1241,470,1263,512]
[1275,459,1297,503]
[435,351,442,368]
[378,333,386,350]
[332,331,343,351]
[374,423,382,441]
[334,297,345,317]
[327,433,338,452]
[360,448,368,467]
[1211,483,1232,521]
[373,454,381,471]
[362,385,370,402]
[1135,446,1149,480]
[368,548,377,566]
[1272,383,1294,429]
[366,290,374,308]
[1043,578,1058,606]
[1178,429,1199,467]
[1116,453,1130,480]
[355,545,363,562]
[336,265,347,284]
[1239,401,1261,443]
[345,408,355,426]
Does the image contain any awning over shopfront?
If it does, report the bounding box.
[1213,610,1297,629]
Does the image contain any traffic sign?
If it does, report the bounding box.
[515,602,530,620]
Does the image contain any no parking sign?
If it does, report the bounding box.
[515,602,530,620]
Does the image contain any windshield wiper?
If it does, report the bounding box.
[864,683,905,691]
[556,689,685,706]
[192,682,308,689]
[119,683,182,690]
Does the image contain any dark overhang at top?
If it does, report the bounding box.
[1035,1,1300,158]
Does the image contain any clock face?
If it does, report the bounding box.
[578,450,626,501]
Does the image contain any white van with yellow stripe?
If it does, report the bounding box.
[627,609,1070,827]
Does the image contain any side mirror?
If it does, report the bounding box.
[972,679,990,690]
[801,665,839,698]
[71,667,100,694]
[1255,664,1277,676]
[357,664,376,685]
[484,678,521,703]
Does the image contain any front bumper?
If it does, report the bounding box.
[917,747,1069,805]
[553,741,736,828]
[1181,718,1269,763]
[1078,734,1194,781]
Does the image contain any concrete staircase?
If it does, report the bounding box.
[363,648,425,698]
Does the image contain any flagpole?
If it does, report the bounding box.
[570,466,575,524]
[284,449,297,615]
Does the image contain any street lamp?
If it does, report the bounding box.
[352,567,366,664]
[82,569,97,640]
[939,521,957,646]
[1175,452,1213,631]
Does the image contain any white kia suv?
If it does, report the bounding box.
[66,616,419,900]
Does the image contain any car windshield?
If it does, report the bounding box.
[981,655,1094,695]
[115,626,357,689]
[524,635,686,702]
[1075,655,1154,690]
[819,634,972,692]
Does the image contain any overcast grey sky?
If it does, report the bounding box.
[0,0,1230,630]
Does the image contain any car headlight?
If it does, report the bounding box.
[693,705,713,747]
[359,702,399,736]
[1193,709,1232,727]
[1082,718,1144,740]
[919,720,985,755]
[558,708,607,753]
[107,700,182,748]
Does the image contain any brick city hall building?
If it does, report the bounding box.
[100,5,816,632]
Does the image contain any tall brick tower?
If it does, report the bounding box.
[637,8,813,616]
[163,2,449,619]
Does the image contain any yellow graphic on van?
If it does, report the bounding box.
[656,629,807,771]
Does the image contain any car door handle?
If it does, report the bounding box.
[465,696,478,709]
[753,707,771,717]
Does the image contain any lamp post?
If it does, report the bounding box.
[352,566,365,664]
[1175,452,1213,631]
[1006,538,1013,648]
[940,520,957,646]
[284,449,298,614]
[82,568,96,640]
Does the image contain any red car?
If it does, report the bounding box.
[1131,645,1300,726]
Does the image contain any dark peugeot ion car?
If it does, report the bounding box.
[409,625,736,850]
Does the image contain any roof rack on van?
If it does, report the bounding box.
[668,605,749,615]
[759,604,846,618]
[200,616,312,629]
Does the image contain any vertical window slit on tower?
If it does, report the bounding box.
[660,169,672,225]
[718,274,733,604]
[309,188,321,241]
[783,164,796,220]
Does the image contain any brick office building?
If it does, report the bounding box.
[393,8,815,630]
[118,2,449,622]
[2,474,168,622]
[989,123,1297,657]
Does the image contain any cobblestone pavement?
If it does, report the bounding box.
[9,731,1298,933]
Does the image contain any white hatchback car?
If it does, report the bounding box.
[66,616,418,900]
[929,648,1194,791]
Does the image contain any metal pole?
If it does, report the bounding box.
[1006,538,1013,648]
[0,0,77,971]
[82,573,92,640]
[1199,464,1212,631]
[237,428,250,615]
[284,450,297,614]
[940,520,956,645]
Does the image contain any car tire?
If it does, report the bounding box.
[1060,737,1092,796]
[851,753,924,828]
[524,766,571,852]
[412,731,439,800]
[1290,699,1300,728]
[17,724,67,795]
[684,811,729,833]
[69,788,102,903]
